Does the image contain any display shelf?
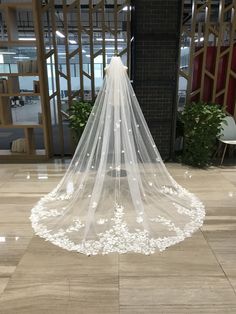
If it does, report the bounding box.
[0,0,53,160]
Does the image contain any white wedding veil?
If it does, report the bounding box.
[30,56,205,255]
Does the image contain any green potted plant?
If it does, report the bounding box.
[181,101,226,167]
[67,100,93,142]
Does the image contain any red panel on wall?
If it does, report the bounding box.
[192,48,202,93]
[227,77,236,114]
[205,47,216,73]
[191,46,236,114]
[216,49,228,92]
[231,44,236,72]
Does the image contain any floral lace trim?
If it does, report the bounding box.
[30,184,205,255]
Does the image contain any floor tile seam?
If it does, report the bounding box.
[201,230,236,297]
[0,234,35,301]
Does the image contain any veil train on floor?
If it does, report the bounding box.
[30,56,205,255]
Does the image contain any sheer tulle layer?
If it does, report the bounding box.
[30,57,205,255]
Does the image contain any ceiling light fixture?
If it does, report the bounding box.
[194,37,204,42]
[105,47,122,50]
[56,30,65,38]
[19,37,36,41]
[69,39,77,44]
[122,5,132,11]
[0,51,16,55]
[13,56,30,59]
[96,38,124,42]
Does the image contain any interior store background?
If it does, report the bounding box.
[0,0,236,161]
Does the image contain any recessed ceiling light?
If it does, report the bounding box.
[0,51,16,55]
[13,56,30,59]
[106,47,122,50]
[194,37,204,42]
[19,37,36,41]
[122,5,132,11]
[69,39,77,44]
[56,30,65,38]
[96,38,124,42]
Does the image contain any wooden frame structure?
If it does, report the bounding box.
[179,0,236,117]
[0,1,52,161]
[39,0,131,156]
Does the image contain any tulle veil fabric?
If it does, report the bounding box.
[30,56,205,255]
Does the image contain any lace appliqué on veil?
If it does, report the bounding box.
[30,184,205,255]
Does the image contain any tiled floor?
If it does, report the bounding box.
[0,162,236,313]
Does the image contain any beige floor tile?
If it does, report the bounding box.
[204,230,236,292]
[0,194,42,205]
[0,237,32,266]
[67,305,119,314]
[0,242,119,313]
[16,237,119,277]
[0,181,55,193]
[120,247,222,277]
[120,305,236,314]
[0,278,9,295]
[0,224,33,237]
[0,292,70,314]
[0,304,119,314]
[0,266,16,278]
[0,204,32,223]
[0,162,236,313]
[119,276,236,306]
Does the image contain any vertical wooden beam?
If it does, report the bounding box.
[5,7,18,41]
[212,0,225,101]
[186,0,197,103]
[126,1,131,76]
[24,128,35,155]
[114,0,118,51]
[200,1,211,100]
[0,97,12,124]
[76,0,84,100]
[63,0,72,106]
[178,1,189,108]
[223,0,236,109]
[50,0,65,156]
[89,0,95,100]
[102,0,106,76]
[33,0,53,157]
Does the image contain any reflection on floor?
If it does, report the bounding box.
[0,162,236,313]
